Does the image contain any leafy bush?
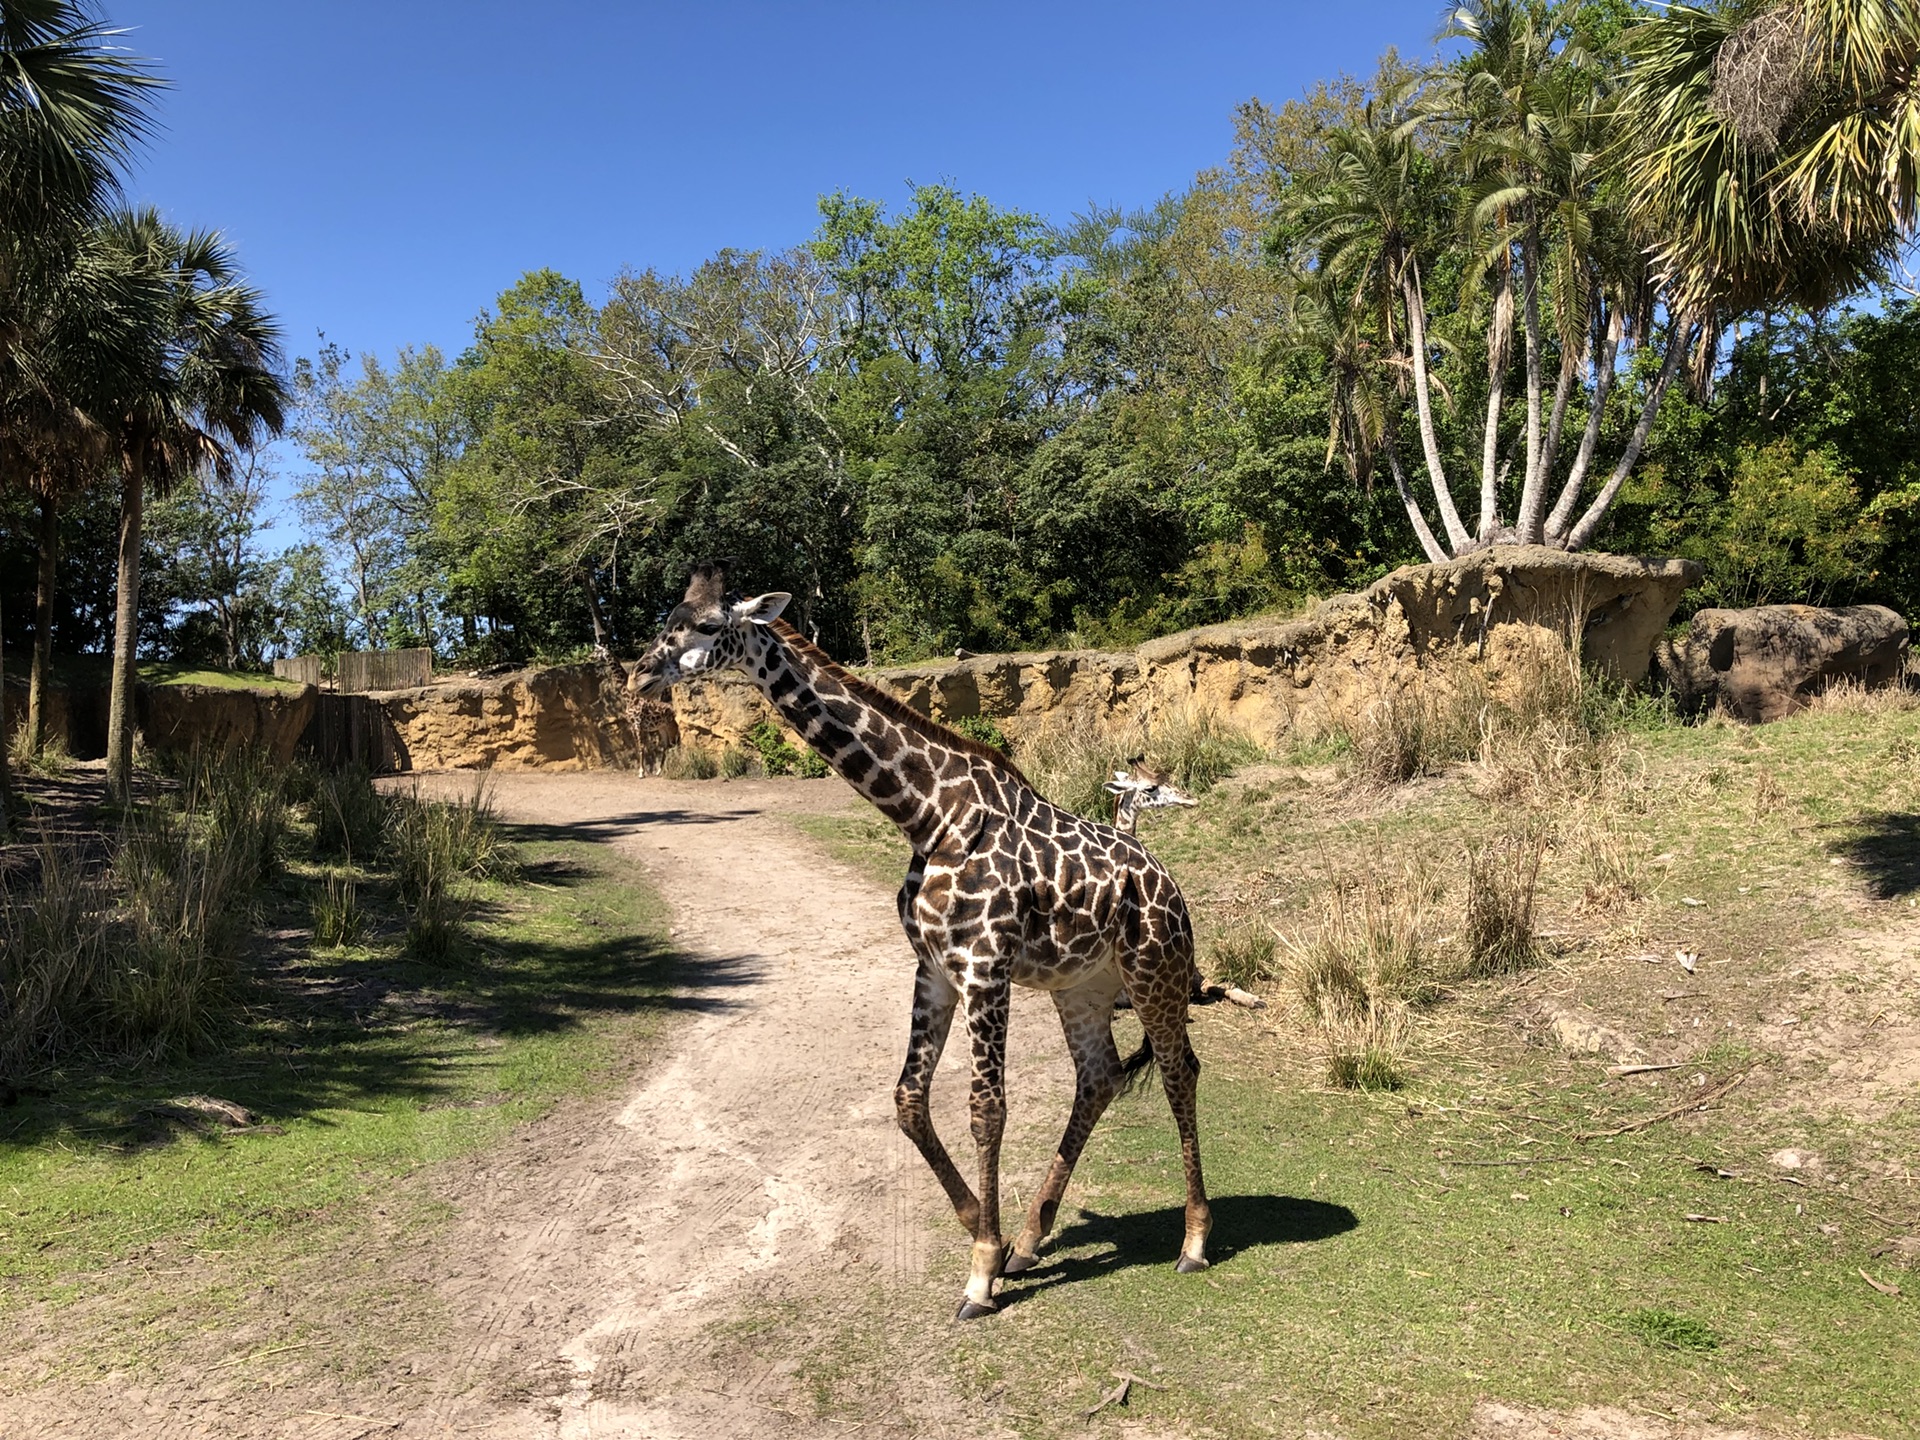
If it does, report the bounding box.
[746,720,804,777]
[797,746,830,778]
[948,714,1010,752]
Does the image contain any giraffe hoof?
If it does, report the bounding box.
[1175,1254,1211,1274]
[1002,1249,1038,1276]
[954,1298,998,1321]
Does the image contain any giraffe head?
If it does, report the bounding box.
[1102,759,1196,832]
[630,561,791,700]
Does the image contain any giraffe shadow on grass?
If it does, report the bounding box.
[994,1194,1358,1306]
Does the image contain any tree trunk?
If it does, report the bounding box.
[583,573,609,650]
[1386,442,1448,564]
[1564,322,1689,552]
[1401,261,1472,553]
[105,452,146,802]
[1479,256,1514,540]
[1513,220,1548,543]
[27,489,58,753]
[1543,307,1625,542]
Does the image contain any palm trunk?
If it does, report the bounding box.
[1385,441,1448,564]
[1480,256,1514,540]
[1564,321,1689,552]
[1544,307,1624,542]
[1401,260,1472,553]
[105,452,145,802]
[1513,220,1548,543]
[27,489,57,753]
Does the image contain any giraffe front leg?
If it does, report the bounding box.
[893,953,981,1234]
[956,966,1011,1320]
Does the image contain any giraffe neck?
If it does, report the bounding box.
[1112,797,1139,836]
[741,622,1010,852]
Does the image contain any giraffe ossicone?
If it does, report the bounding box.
[633,563,1214,1316]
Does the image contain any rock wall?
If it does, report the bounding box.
[670,547,1702,752]
[372,662,640,772]
[138,683,318,765]
[1657,603,1909,721]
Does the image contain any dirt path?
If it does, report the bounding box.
[401,773,1074,1438]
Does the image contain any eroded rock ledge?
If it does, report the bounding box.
[672,546,1702,753]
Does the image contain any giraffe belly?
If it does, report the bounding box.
[1010,944,1120,992]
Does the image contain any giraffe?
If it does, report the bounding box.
[1103,761,1216,1009]
[631,563,1211,1319]
[1103,759,1196,837]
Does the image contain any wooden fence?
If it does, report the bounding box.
[298,692,409,773]
[335,647,432,694]
[272,654,325,686]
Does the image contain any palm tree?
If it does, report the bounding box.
[99,210,287,801]
[1618,0,1920,316]
[0,0,157,828]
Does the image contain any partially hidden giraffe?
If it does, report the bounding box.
[631,563,1211,1319]
[1103,759,1196,837]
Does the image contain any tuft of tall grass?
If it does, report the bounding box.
[179,747,289,884]
[1017,706,1264,821]
[1282,872,1438,1090]
[718,746,755,780]
[1207,924,1278,990]
[1462,827,1545,976]
[659,744,720,780]
[0,837,111,1075]
[310,762,391,862]
[312,870,364,949]
[388,776,512,961]
[6,727,72,778]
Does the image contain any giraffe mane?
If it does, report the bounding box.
[768,620,1033,789]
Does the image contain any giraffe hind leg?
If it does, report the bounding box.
[1005,974,1124,1275]
[1137,973,1211,1271]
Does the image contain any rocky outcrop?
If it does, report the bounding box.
[138,682,318,765]
[374,662,640,772]
[672,547,1702,752]
[1657,603,1910,721]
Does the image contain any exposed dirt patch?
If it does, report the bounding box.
[1470,1399,1829,1440]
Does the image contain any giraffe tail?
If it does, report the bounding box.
[1117,1035,1157,1097]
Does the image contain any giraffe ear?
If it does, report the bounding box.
[733,592,791,625]
[1102,780,1130,796]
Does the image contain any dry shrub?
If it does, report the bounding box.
[1018,706,1264,821]
[1802,676,1920,717]
[659,744,720,780]
[1208,924,1278,990]
[1282,871,1438,1090]
[1574,807,1649,911]
[7,726,72,778]
[0,837,112,1075]
[1463,827,1545,976]
[718,746,755,780]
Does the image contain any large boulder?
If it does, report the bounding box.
[1658,603,1910,721]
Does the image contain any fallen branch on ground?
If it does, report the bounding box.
[1576,1069,1752,1141]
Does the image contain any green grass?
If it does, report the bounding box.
[777,696,1920,1437]
[0,834,684,1326]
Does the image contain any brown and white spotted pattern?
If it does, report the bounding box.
[632,563,1212,1318]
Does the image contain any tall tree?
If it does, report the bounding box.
[99,210,286,800]
[0,0,157,823]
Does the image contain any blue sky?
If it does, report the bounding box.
[116,0,1447,368]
